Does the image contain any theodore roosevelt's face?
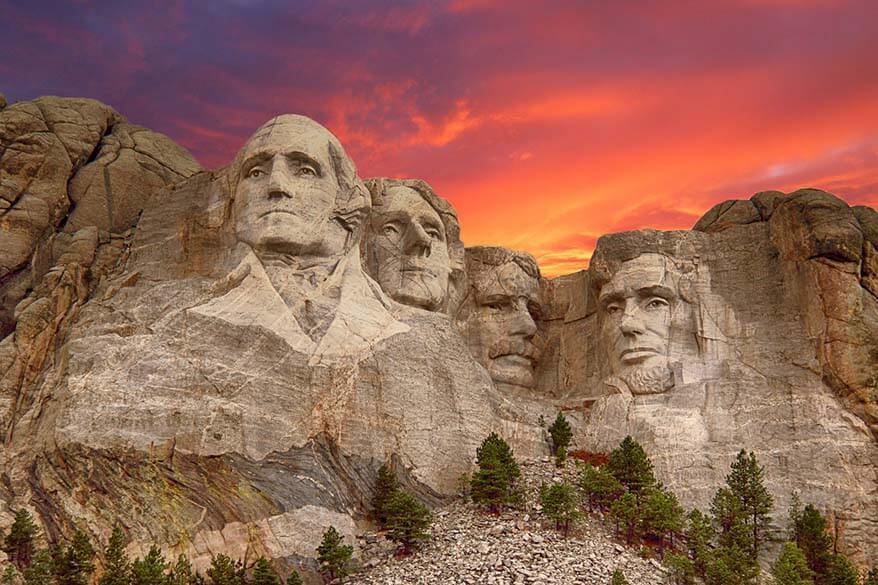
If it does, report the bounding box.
[599,254,675,386]
[233,121,340,257]
[369,186,451,311]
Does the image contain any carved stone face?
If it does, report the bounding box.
[598,253,676,394]
[369,186,451,310]
[233,117,347,258]
[458,249,541,391]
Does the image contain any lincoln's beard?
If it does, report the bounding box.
[619,363,675,395]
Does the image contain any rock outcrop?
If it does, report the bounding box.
[0,96,875,572]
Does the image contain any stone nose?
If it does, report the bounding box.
[619,305,646,335]
[267,157,293,199]
[403,222,432,257]
[510,299,537,338]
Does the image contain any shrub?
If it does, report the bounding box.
[609,568,629,585]
[539,481,581,535]
[316,526,353,582]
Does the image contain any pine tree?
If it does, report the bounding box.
[286,568,304,585]
[205,554,244,585]
[2,510,40,570]
[640,486,684,556]
[793,504,832,580]
[606,436,655,498]
[538,481,581,535]
[383,490,432,554]
[168,554,198,585]
[863,568,878,585]
[316,526,353,582]
[772,543,814,585]
[610,492,639,544]
[579,463,623,511]
[685,509,714,577]
[822,554,859,585]
[54,529,96,585]
[98,526,131,585]
[251,557,280,585]
[22,548,53,585]
[725,450,773,559]
[664,552,696,585]
[470,432,521,513]
[609,568,629,585]
[548,412,572,457]
[709,487,746,547]
[372,462,399,527]
[131,545,169,585]
[704,544,758,585]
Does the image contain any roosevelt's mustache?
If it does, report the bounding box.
[489,339,541,363]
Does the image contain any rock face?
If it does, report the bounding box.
[0,97,876,571]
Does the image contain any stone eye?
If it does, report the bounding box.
[646,298,668,310]
[296,166,317,177]
[605,304,622,315]
[383,223,401,236]
[247,168,264,179]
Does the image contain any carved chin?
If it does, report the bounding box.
[618,364,674,395]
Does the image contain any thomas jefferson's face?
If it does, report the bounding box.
[599,254,675,391]
[233,120,341,257]
[465,260,541,390]
[370,186,451,311]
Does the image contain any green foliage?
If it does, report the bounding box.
[794,504,833,580]
[316,526,353,582]
[205,554,244,585]
[640,486,684,555]
[286,568,304,585]
[383,490,432,554]
[98,526,131,585]
[664,552,696,585]
[251,557,281,585]
[168,554,199,585]
[372,462,399,527]
[772,543,815,585]
[2,510,40,570]
[610,492,639,544]
[710,487,744,543]
[863,568,878,585]
[1,565,18,585]
[548,412,572,454]
[538,481,581,535]
[53,529,96,585]
[724,450,773,558]
[685,509,714,576]
[606,436,655,498]
[554,445,567,467]
[470,432,521,512]
[609,568,629,585]
[703,544,759,585]
[578,463,623,512]
[822,554,859,585]
[131,545,169,585]
[22,548,53,585]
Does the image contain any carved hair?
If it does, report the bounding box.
[465,246,541,281]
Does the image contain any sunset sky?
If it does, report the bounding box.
[2,0,877,277]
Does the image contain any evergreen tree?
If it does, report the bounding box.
[609,568,629,585]
[640,486,684,556]
[862,568,878,585]
[168,554,198,585]
[685,509,714,577]
[579,464,623,512]
[548,412,572,455]
[704,544,758,585]
[724,450,773,559]
[383,490,432,554]
[606,436,655,498]
[709,487,746,547]
[98,526,131,585]
[205,554,244,585]
[610,492,639,544]
[54,529,96,585]
[131,545,169,585]
[22,548,53,585]
[286,568,304,585]
[251,557,280,585]
[664,552,696,585]
[316,526,353,582]
[2,510,40,570]
[772,543,814,585]
[372,462,399,527]
[470,432,521,513]
[538,481,581,535]
[822,554,859,585]
[794,504,832,580]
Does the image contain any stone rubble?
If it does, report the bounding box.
[351,459,669,585]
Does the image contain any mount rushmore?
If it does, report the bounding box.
[0,96,875,569]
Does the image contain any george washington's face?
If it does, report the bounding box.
[233,119,343,258]
[369,186,451,310]
[599,253,676,394]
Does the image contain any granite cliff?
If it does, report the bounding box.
[0,96,875,571]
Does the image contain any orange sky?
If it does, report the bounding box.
[4,0,877,276]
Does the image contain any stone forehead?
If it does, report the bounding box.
[466,246,540,280]
[377,185,441,219]
[600,253,678,296]
[239,114,340,156]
